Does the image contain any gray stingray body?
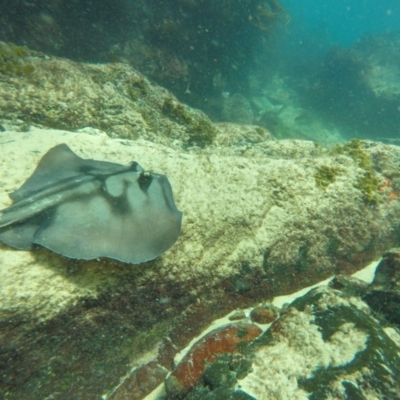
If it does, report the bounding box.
[0,144,182,264]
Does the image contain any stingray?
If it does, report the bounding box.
[0,144,182,264]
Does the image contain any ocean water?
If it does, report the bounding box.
[274,0,400,65]
[273,0,400,71]
[282,0,400,47]
[255,0,400,142]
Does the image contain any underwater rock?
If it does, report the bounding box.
[171,285,400,399]
[0,42,216,148]
[2,129,400,399]
[363,249,400,328]
[328,274,370,297]
[0,134,399,308]
[2,129,400,324]
[228,310,247,321]
[249,304,278,325]
[165,322,262,398]
[213,122,273,147]
[222,94,254,125]
[239,286,400,399]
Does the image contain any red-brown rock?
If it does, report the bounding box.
[165,322,262,396]
[250,305,278,324]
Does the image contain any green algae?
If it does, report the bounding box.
[0,42,35,75]
[315,165,342,190]
[254,126,266,136]
[162,97,217,147]
[332,139,380,204]
[126,78,148,100]
[355,170,381,204]
[333,139,370,169]
[163,97,196,125]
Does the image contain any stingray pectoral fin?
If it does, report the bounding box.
[10,144,83,202]
[33,171,182,263]
[0,143,181,263]
[33,196,122,261]
[10,144,134,202]
[0,214,45,250]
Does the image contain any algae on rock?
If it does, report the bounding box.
[0,41,216,148]
[315,165,342,190]
[0,42,35,75]
[333,139,381,203]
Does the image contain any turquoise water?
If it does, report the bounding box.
[282,0,400,46]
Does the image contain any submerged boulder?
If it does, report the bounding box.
[174,285,400,399]
[1,126,400,398]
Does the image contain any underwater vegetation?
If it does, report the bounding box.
[0,42,34,75]
[162,97,217,147]
[314,165,342,191]
[303,33,400,140]
[311,139,383,204]
[332,139,381,204]
[247,0,288,31]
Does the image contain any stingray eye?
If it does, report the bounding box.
[129,161,139,170]
[138,171,153,191]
